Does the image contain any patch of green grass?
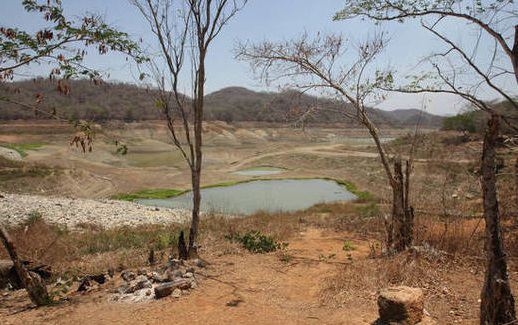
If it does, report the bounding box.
[112,189,186,201]
[342,240,356,251]
[331,179,375,200]
[0,143,45,158]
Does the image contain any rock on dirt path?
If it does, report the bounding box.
[0,192,191,230]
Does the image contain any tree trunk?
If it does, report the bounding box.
[392,159,406,252]
[480,114,516,325]
[187,48,206,259]
[0,227,50,306]
[178,230,188,260]
[391,159,414,252]
[512,25,518,84]
[187,169,201,259]
[515,158,518,213]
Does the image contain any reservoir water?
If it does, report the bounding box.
[139,179,356,215]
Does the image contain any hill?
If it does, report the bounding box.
[0,80,444,127]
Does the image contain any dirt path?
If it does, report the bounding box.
[1,228,378,325]
[231,143,475,170]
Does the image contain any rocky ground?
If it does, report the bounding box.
[0,192,192,230]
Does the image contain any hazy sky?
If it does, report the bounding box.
[2,0,515,115]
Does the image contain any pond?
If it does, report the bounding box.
[139,179,356,216]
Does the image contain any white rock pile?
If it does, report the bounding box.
[0,192,191,230]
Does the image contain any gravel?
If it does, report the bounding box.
[0,192,192,230]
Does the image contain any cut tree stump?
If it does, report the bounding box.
[378,286,424,325]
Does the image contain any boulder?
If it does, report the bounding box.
[378,286,424,325]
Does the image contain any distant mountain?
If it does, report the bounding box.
[0,80,444,127]
[204,87,445,127]
[377,109,445,128]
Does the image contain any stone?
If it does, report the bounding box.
[152,271,168,283]
[133,275,153,291]
[166,269,184,281]
[172,288,181,298]
[137,268,147,276]
[116,283,133,294]
[121,270,136,282]
[154,279,192,299]
[182,272,194,279]
[190,258,208,268]
[378,286,424,325]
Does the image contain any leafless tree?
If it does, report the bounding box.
[335,0,517,323]
[237,32,416,252]
[132,0,246,258]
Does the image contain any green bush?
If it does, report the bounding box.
[225,230,286,253]
[442,112,477,133]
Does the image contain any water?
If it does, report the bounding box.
[139,179,356,216]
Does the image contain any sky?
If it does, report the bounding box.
[2,0,516,116]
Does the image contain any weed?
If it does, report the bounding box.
[318,253,337,262]
[225,230,286,253]
[23,211,44,227]
[342,240,356,252]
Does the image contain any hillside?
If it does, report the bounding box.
[0,80,444,127]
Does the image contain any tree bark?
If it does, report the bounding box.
[515,158,518,213]
[178,230,188,260]
[0,227,50,306]
[391,159,414,252]
[392,159,406,252]
[480,115,516,325]
[512,25,518,84]
[187,47,206,259]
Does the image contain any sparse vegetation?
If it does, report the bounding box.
[0,143,45,158]
[112,189,186,201]
[225,230,286,254]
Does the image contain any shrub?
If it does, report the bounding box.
[442,112,477,133]
[225,230,286,253]
[342,240,356,251]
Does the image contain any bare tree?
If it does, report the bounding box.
[132,0,246,258]
[237,32,416,252]
[335,0,517,323]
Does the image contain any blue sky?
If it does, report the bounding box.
[2,0,515,115]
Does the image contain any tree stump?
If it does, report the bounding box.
[378,286,424,325]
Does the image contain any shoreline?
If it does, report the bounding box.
[0,192,193,230]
